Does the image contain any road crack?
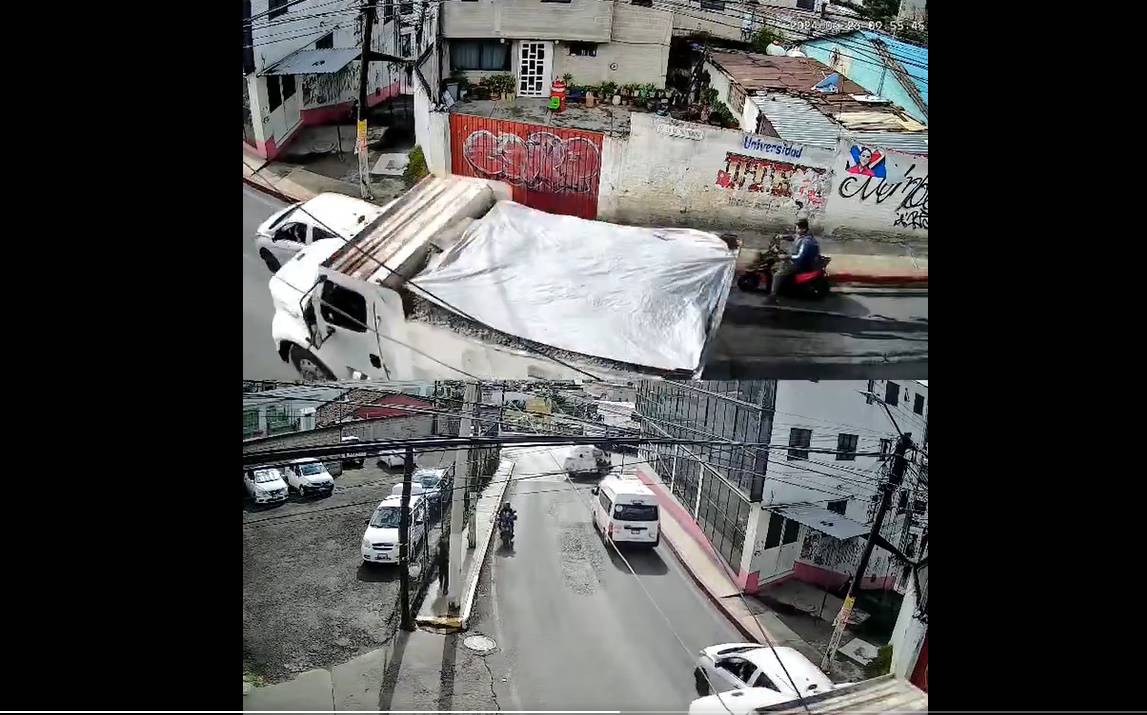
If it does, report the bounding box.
[478,653,501,711]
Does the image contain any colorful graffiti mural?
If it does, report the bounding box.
[450,113,604,219]
[715,152,829,214]
[461,129,601,194]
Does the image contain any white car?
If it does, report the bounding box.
[244,467,288,505]
[694,643,834,699]
[282,458,336,498]
[361,493,428,565]
[253,192,385,273]
[377,450,406,469]
[688,687,801,715]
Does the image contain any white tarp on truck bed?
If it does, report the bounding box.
[409,201,736,372]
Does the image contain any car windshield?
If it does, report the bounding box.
[370,506,402,529]
[269,205,299,229]
[299,463,325,476]
[614,503,658,521]
[253,470,280,484]
[419,476,441,489]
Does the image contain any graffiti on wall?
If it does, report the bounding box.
[302,64,358,107]
[462,130,601,193]
[715,152,829,215]
[837,144,929,231]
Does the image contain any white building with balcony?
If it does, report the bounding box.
[441,0,673,91]
[243,0,436,160]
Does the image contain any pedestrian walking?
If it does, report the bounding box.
[436,539,448,594]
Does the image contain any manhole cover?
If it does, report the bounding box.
[463,634,497,654]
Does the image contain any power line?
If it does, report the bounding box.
[248,169,605,381]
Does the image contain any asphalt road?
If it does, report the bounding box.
[243,186,297,382]
[243,184,927,380]
[467,446,745,710]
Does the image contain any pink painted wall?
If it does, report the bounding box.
[794,561,898,592]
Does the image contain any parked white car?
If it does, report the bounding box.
[282,458,336,498]
[377,450,406,469]
[694,643,834,699]
[361,493,428,565]
[244,467,288,505]
[253,192,385,273]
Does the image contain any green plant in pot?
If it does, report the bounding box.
[600,81,619,105]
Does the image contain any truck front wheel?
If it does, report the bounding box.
[289,344,336,381]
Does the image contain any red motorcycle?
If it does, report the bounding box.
[737,237,831,299]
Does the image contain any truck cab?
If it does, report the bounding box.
[564,446,610,479]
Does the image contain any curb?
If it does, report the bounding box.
[242,175,302,205]
[458,460,515,629]
[830,273,928,287]
[658,526,766,646]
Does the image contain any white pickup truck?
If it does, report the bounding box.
[268,176,737,383]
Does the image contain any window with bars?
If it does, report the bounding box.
[787,428,811,460]
[728,83,746,116]
[836,433,858,461]
[782,518,800,544]
[243,409,260,439]
[701,0,726,10]
[866,379,875,404]
[568,42,597,57]
[763,513,784,549]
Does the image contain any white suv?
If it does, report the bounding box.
[283,458,336,498]
[244,467,288,505]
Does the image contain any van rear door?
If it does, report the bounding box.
[610,499,659,543]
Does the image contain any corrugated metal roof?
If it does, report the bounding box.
[751,94,845,151]
[850,130,929,156]
[770,504,870,540]
[261,48,359,76]
[750,95,929,156]
[762,675,927,713]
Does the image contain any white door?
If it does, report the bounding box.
[515,41,552,97]
[266,74,302,147]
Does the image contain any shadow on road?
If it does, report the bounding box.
[605,544,669,575]
[357,563,402,583]
[493,540,517,558]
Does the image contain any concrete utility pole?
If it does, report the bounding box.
[821,432,912,670]
[356,0,379,200]
[398,445,414,631]
[447,381,478,611]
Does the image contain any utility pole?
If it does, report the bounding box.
[447,381,478,612]
[822,432,912,670]
[398,445,414,631]
[356,0,379,200]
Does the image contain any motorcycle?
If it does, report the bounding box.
[737,236,832,300]
[498,514,515,547]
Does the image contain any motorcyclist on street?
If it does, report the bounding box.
[767,218,821,303]
[497,502,517,532]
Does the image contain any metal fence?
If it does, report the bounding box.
[636,380,776,572]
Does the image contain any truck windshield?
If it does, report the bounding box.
[370,507,402,528]
[613,503,658,521]
[253,470,281,484]
[299,463,325,476]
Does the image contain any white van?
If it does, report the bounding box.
[361,493,428,565]
[590,476,660,547]
[283,458,336,497]
[564,446,610,479]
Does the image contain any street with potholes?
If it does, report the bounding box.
[244,445,750,710]
[242,185,928,382]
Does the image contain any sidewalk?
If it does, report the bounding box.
[418,458,516,629]
[631,464,822,665]
[243,145,405,207]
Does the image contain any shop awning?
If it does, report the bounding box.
[260,48,359,76]
[770,504,869,540]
